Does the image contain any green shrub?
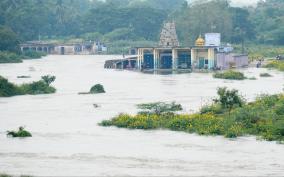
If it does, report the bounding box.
[0,75,56,97]
[137,102,183,115]
[7,127,32,138]
[225,124,244,138]
[0,51,22,63]
[213,70,246,80]
[0,76,22,97]
[41,75,56,85]
[20,80,56,95]
[260,73,273,77]
[265,60,284,71]
[21,51,46,59]
[200,104,224,115]
[90,84,105,94]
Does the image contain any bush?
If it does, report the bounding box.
[137,102,183,115]
[213,70,246,80]
[41,75,56,85]
[0,75,56,97]
[214,87,244,114]
[21,51,46,59]
[260,73,273,77]
[0,51,22,63]
[0,76,22,97]
[265,60,284,71]
[7,127,32,138]
[90,84,105,94]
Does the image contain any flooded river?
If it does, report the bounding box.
[0,55,283,176]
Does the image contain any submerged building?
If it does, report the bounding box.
[20,41,107,55]
[105,22,248,71]
[136,24,248,70]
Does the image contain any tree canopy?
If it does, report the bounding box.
[0,0,284,45]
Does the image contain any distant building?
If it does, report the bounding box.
[20,41,107,55]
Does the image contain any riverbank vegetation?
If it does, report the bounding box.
[0,75,56,97]
[213,70,246,80]
[7,127,32,138]
[0,174,32,177]
[100,88,284,143]
[0,26,46,63]
[265,60,284,71]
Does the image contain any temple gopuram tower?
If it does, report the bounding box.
[159,22,180,47]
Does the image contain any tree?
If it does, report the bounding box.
[41,75,56,85]
[0,26,19,52]
[214,87,244,116]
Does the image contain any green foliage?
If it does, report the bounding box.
[100,90,284,143]
[0,75,56,97]
[214,87,244,110]
[0,51,22,63]
[137,102,183,115]
[213,70,247,80]
[0,76,22,97]
[0,175,32,177]
[265,60,284,71]
[21,51,47,59]
[20,81,56,95]
[90,84,105,94]
[7,126,32,138]
[0,25,19,52]
[260,73,273,77]
[41,75,56,85]
[0,0,284,46]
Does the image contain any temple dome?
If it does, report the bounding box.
[195,35,205,46]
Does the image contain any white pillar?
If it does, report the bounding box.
[172,49,178,70]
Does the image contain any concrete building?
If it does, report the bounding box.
[134,26,248,71]
[20,41,107,55]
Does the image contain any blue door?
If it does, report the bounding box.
[199,57,205,69]
[161,55,172,69]
[144,54,154,69]
[178,53,191,68]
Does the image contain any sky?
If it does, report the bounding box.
[189,0,260,7]
[230,0,260,6]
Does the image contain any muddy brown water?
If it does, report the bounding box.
[0,55,283,176]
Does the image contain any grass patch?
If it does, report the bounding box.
[0,75,56,97]
[7,127,32,138]
[260,73,273,77]
[213,70,246,80]
[265,60,284,71]
[100,88,284,143]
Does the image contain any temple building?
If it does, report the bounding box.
[134,23,247,70]
[105,22,248,71]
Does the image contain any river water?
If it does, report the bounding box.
[0,55,283,176]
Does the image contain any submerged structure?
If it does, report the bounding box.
[20,41,107,55]
[105,22,248,71]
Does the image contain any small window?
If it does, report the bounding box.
[205,59,209,65]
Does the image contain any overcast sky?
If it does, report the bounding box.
[189,0,260,7]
